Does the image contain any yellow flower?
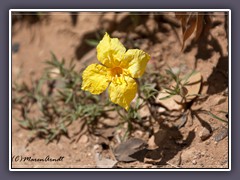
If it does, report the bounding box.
[81,32,150,110]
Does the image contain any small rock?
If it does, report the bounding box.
[12,42,20,53]
[133,130,144,138]
[157,107,166,113]
[95,153,117,168]
[214,128,228,142]
[49,68,60,79]
[192,160,197,165]
[79,135,89,144]
[156,90,182,111]
[101,118,119,126]
[93,144,102,153]
[72,144,78,150]
[205,140,211,145]
[95,128,115,139]
[199,127,211,141]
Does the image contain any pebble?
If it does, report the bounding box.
[101,118,119,126]
[93,144,102,153]
[72,144,78,150]
[12,42,20,53]
[205,140,211,145]
[134,130,144,138]
[214,128,228,142]
[200,152,205,157]
[79,135,89,144]
[199,127,211,141]
[158,107,166,113]
[49,68,60,78]
[192,160,197,165]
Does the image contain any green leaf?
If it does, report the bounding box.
[18,120,31,129]
[159,94,174,100]
[85,39,99,47]
[37,128,49,135]
[208,111,228,123]
[65,92,73,104]
[165,69,179,82]
[60,123,68,134]
[182,70,197,85]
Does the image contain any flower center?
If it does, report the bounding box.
[111,67,123,77]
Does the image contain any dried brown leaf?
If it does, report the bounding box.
[175,12,212,50]
[195,14,204,41]
[114,138,148,162]
[203,15,212,36]
[175,12,188,33]
[182,15,197,50]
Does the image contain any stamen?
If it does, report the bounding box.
[111,67,123,77]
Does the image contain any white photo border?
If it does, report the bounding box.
[9,9,231,171]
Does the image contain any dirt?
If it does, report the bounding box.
[11,12,229,169]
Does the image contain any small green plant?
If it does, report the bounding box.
[159,68,200,104]
[207,111,228,123]
[12,53,110,143]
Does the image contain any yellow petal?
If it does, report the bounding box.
[123,49,150,78]
[81,64,109,94]
[97,32,126,68]
[108,76,137,110]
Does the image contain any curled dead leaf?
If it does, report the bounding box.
[175,12,212,50]
[114,138,148,162]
